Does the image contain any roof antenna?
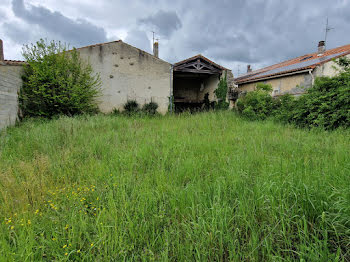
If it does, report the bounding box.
[324,17,334,49]
[151,31,156,44]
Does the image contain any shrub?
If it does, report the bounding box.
[287,58,350,129]
[236,58,350,130]
[19,39,101,119]
[236,84,278,120]
[214,72,229,110]
[273,94,296,123]
[123,100,140,115]
[142,102,159,115]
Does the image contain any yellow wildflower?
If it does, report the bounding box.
[90,243,94,247]
[65,252,68,256]
[63,244,67,249]
[10,226,14,230]
[77,250,81,253]
[27,220,31,225]
[35,209,39,214]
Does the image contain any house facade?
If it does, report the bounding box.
[235,41,350,97]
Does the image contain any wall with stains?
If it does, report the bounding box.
[77,41,172,114]
[313,54,350,78]
[238,54,350,97]
[238,72,312,97]
[0,64,22,130]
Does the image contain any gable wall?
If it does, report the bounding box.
[77,41,172,114]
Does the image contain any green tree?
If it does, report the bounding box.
[19,39,101,118]
[214,72,229,110]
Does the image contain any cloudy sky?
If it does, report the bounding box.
[1,0,350,75]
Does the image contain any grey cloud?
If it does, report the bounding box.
[11,0,108,47]
[139,10,182,38]
[2,0,350,70]
[3,22,34,43]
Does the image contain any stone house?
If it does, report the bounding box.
[0,39,231,129]
[235,41,350,96]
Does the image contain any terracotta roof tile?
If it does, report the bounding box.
[235,43,350,84]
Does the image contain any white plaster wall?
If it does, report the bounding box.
[0,64,22,130]
[77,41,172,114]
[313,54,350,78]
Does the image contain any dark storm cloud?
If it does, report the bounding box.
[163,0,350,68]
[11,0,108,47]
[1,0,350,69]
[139,10,182,37]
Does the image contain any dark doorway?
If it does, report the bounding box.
[173,55,225,112]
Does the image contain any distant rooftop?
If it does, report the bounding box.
[235,43,350,84]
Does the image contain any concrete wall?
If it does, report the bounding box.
[77,41,172,114]
[0,64,22,130]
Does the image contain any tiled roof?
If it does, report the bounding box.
[174,54,228,70]
[235,43,350,84]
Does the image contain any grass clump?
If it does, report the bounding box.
[123,100,140,115]
[0,112,350,261]
[142,102,159,115]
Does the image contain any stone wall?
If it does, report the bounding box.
[0,64,22,130]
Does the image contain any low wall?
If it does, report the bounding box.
[0,63,22,130]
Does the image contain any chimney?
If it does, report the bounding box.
[0,39,4,61]
[153,41,159,58]
[247,65,252,73]
[318,41,325,55]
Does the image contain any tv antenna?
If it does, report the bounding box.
[324,17,334,48]
[151,31,159,44]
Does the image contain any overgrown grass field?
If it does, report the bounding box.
[0,112,349,261]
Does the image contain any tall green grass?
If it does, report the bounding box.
[0,112,349,261]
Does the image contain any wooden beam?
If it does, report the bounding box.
[175,68,221,74]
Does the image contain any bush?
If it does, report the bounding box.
[123,100,140,115]
[142,102,159,115]
[273,94,296,123]
[214,72,229,110]
[19,39,101,119]
[286,58,350,129]
[236,58,350,130]
[236,84,278,120]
